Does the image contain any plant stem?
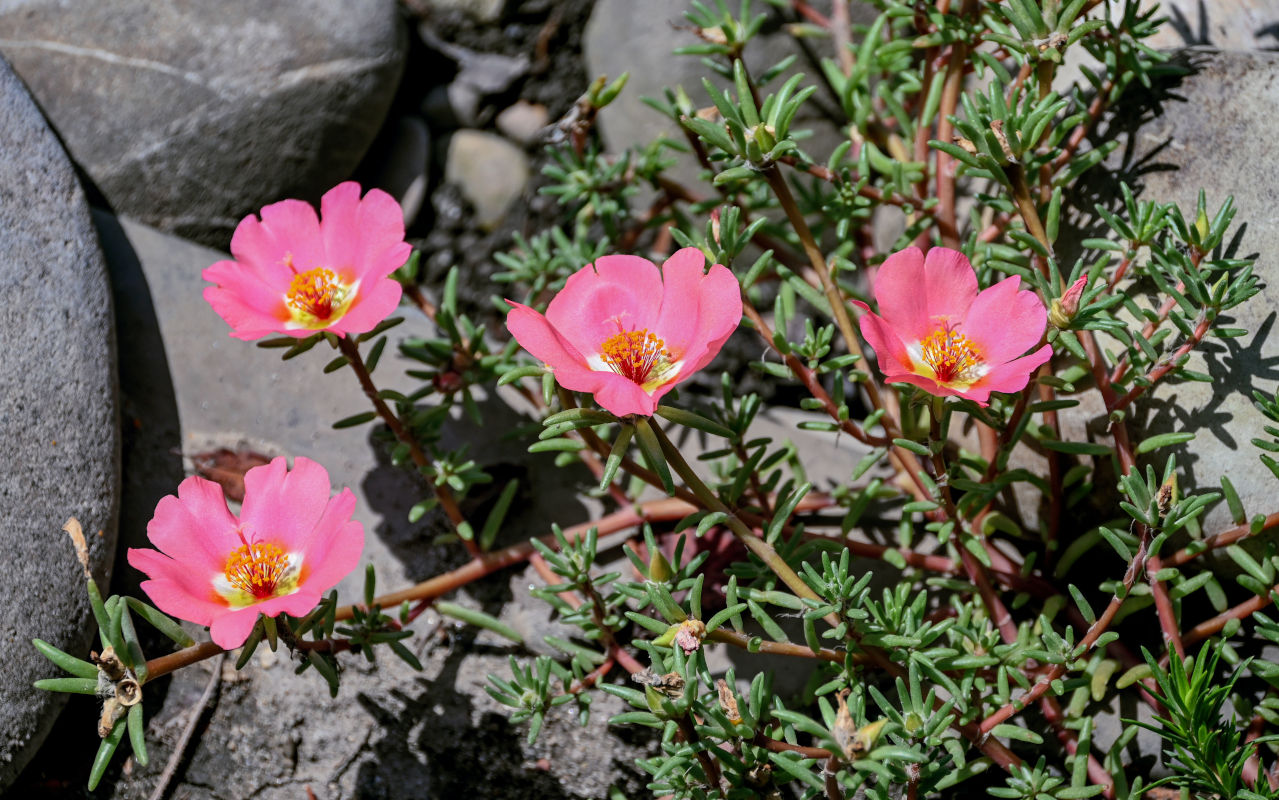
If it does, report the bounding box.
[336,337,474,553]
[336,498,693,620]
[1183,581,1279,647]
[707,629,861,664]
[981,525,1152,732]
[144,641,224,682]
[738,296,889,447]
[675,714,723,790]
[757,164,936,503]
[1164,511,1279,567]
[1007,163,1053,263]
[933,4,972,248]
[930,397,1019,645]
[645,418,827,615]
[760,164,866,384]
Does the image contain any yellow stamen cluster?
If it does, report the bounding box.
[600,328,671,385]
[224,542,289,600]
[920,327,982,384]
[286,267,342,320]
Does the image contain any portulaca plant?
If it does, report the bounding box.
[34,1,1279,798]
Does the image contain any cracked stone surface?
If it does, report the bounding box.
[0,54,119,792]
[0,0,406,247]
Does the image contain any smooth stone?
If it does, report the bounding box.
[496,100,550,146]
[0,0,407,247]
[0,55,118,789]
[1127,0,1279,50]
[1055,51,1279,547]
[444,130,530,231]
[422,83,464,129]
[420,0,505,24]
[1126,52,1279,540]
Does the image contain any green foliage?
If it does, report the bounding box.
[1130,643,1279,799]
[472,0,1279,795]
[51,0,1277,796]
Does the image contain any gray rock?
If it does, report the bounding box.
[422,82,467,130]
[445,130,530,231]
[1066,50,1279,541]
[419,28,530,128]
[496,100,550,146]
[0,0,407,248]
[447,80,484,128]
[0,56,118,789]
[1128,0,1279,51]
[420,0,506,24]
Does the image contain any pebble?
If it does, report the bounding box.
[444,130,530,231]
[496,100,550,146]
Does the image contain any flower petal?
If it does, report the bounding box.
[238,457,330,553]
[129,549,226,625]
[652,248,710,352]
[858,311,915,379]
[888,372,971,400]
[960,275,1048,364]
[145,476,242,574]
[655,251,742,376]
[969,344,1053,397]
[208,607,267,649]
[202,264,294,340]
[320,182,412,284]
[545,254,663,357]
[592,372,660,416]
[327,275,403,337]
[297,489,364,591]
[506,301,607,392]
[921,247,980,323]
[871,247,930,340]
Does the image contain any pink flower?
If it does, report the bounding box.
[506,248,742,417]
[203,182,412,340]
[855,247,1052,405]
[128,457,364,649]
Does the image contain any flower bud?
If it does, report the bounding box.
[1194,208,1211,242]
[1049,276,1087,329]
[647,548,673,583]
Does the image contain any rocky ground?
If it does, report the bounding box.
[2,0,1279,798]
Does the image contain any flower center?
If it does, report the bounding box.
[286,267,347,322]
[920,327,983,385]
[600,328,673,387]
[224,542,289,600]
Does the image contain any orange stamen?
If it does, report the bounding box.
[920,327,982,384]
[600,328,671,385]
[224,542,288,600]
[286,267,341,320]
